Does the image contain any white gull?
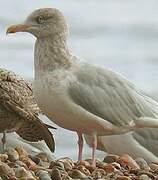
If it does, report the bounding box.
[7,8,158,166]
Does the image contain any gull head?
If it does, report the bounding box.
[6,8,69,38]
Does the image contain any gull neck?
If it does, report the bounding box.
[34,33,72,76]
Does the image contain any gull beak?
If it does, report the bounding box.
[6,24,30,35]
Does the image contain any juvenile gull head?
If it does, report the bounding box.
[7,8,158,166]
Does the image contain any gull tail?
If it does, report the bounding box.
[135,117,158,129]
[16,118,56,152]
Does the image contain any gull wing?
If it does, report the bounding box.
[69,63,158,127]
[0,68,39,117]
[0,68,55,152]
[16,118,55,152]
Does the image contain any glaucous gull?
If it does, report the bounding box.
[7,8,158,166]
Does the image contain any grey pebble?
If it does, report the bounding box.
[51,168,62,180]
[139,174,152,180]
[70,169,88,179]
[36,170,51,180]
[135,158,150,171]
[6,147,19,162]
[50,161,65,171]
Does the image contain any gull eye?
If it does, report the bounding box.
[37,16,45,24]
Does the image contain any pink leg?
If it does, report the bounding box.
[77,132,83,162]
[91,133,97,167]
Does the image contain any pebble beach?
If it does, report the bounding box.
[0,145,158,179]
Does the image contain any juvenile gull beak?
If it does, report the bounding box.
[6,24,30,34]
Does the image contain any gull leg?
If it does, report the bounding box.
[77,132,83,162]
[91,133,97,167]
[2,131,6,153]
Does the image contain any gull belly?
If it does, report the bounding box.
[33,71,134,136]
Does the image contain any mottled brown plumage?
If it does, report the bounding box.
[0,68,55,152]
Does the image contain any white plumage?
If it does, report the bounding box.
[7,8,158,166]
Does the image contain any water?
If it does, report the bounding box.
[1,0,158,159]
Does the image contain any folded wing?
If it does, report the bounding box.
[0,69,55,152]
[69,63,158,128]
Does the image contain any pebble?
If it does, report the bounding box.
[92,168,105,179]
[139,174,152,180]
[116,175,131,180]
[39,161,50,168]
[36,170,51,180]
[150,163,158,172]
[0,154,8,162]
[50,161,65,171]
[36,152,49,162]
[29,164,46,172]
[138,171,155,179]
[58,157,74,170]
[15,145,28,159]
[135,158,150,171]
[51,168,62,180]
[58,157,74,165]
[0,161,15,176]
[9,177,18,180]
[0,145,156,180]
[77,160,90,167]
[62,161,73,171]
[96,161,107,169]
[85,165,95,173]
[112,162,121,170]
[104,154,119,163]
[20,156,36,169]
[70,169,88,179]
[15,167,34,179]
[75,165,91,176]
[6,148,19,162]
[84,158,97,165]
[117,154,140,169]
[103,164,115,173]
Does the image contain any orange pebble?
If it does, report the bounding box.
[103,164,115,173]
[117,154,140,169]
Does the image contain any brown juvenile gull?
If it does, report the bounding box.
[6,8,158,166]
[0,68,55,152]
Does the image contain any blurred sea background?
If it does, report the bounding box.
[1,0,158,159]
